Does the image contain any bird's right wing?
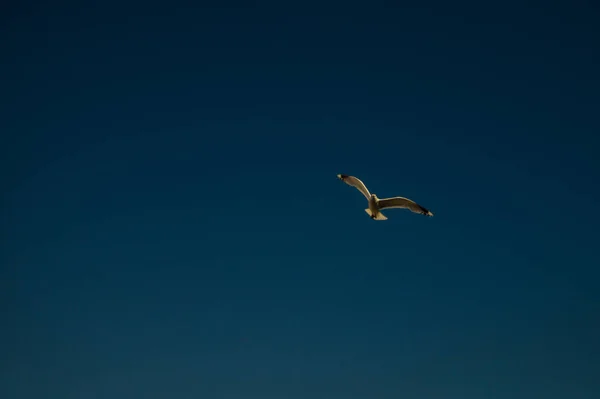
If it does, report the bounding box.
[377,196,434,216]
[337,174,371,200]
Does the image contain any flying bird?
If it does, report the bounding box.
[337,174,434,221]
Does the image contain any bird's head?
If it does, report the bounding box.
[371,194,378,200]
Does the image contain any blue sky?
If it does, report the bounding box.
[2,1,599,398]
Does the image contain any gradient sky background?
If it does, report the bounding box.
[2,1,600,398]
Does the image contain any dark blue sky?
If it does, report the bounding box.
[2,1,599,398]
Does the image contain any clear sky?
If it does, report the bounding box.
[2,1,599,398]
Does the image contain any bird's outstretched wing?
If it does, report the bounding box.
[377,196,434,216]
[337,174,371,200]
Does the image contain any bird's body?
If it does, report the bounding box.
[337,174,433,221]
[366,194,388,220]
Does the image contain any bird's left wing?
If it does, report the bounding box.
[337,174,371,200]
[377,196,434,216]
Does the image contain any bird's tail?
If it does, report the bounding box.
[365,209,388,221]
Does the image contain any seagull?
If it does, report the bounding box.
[337,174,434,221]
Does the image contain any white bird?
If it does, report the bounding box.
[337,174,434,221]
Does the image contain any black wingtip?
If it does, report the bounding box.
[418,204,433,216]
